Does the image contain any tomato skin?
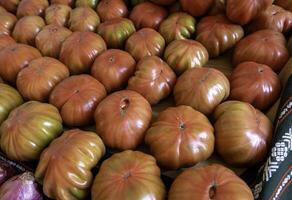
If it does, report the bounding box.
[150,0,175,5]
[50,74,106,127]
[50,0,74,7]
[0,83,23,125]
[168,164,253,200]
[274,0,292,11]
[0,11,17,35]
[0,43,42,84]
[0,0,20,13]
[97,0,128,22]
[45,4,71,27]
[230,61,281,110]
[16,0,49,18]
[180,0,213,17]
[0,101,63,161]
[75,0,99,9]
[196,14,244,58]
[125,28,165,61]
[97,17,136,49]
[130,2,168,30]
[69,7,100,32]
[91,49,136,93]
[95,90,152,150]
[0,35,15,51]
[127,56,176,105]
[91,150,166,200]
[233,29,289,73]
[214,101,273,167]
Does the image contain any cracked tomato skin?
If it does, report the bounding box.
[91,150,166,200]
[0,101,63,161]
[50,74,106,127]
[127,56,176,105]
[130,2,168,30]
[196,15,244,58]
[12,16,45,46]
[125,28,165,61]
[247,5,292,34]
[35,25,72,58]
[168,164,253,200]
[91,49,136,93]
[214,101,273,167]
[180,0,213,17]
[0,83,23,125]
[45,4,71,27]
[59,31,107,74]
[230,62,281,110]
[69,7,100,32]
[0,43,42,84]
[274,0,292,11]
[16,57,69,102]
[97,0,128,22]
[145,105,214,170]
[97,17,136,49]
[0,0,20,13]
[159,12,196,44]
[0,11,17,35]
[35,129,105,200]
[226,0,273,25]
[0,35,15,51]
[233,29,289,73]
[16,0,48,18]
[174,67,230,116]
[95,90,152,150]
[164,39,209,75]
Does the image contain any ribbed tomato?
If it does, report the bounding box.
[0,101,63,161]
[180,0,213,17]
[0,11,17,35]
[50,74,106,126]
[45,4,71,27]
[16,57,69,102]
[168,164,253,200]
[16,0,48,18]
[35,129,105,200]
[145,105,214,170]
[75,0,99,9]
[95,90,152,150]
[97,0,128,22]
[91,150,166,200]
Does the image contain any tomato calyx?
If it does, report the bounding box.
[120,97,130,115]
[209,182,217,199]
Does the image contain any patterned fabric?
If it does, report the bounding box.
[253,75,292,200]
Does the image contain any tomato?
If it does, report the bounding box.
[159,12,196,44]
[274,0,292,11]
[130,0,146,7]
[16,0,48,18]
[130,2,168,30]
[174,68,230,115]
[288,35,292,54]
[0,11,17,35]
[247,5,292,33]
[233,30,289,73]
[95,90,152,150]
[0,35,15,51]
[207,0,226,15]
[230,61,281,110]
[35,129,105,200]
[91,49,136,93]
[127,56,176,105]
[68,7,100,32]
[35,24,72,58]
[149,0,175,5]
[0,101,63,161]
[0,5,6,13]
[145,105,214,170]
[75,0,99,9]
[0,43,42,84]
[16,57,69,102]
[196,14,244,58]
[50,74,106,127]
[97,0,128,22]
[45,4,71,27]
[125,28,165,61]
[50,0,74,7]
[180,0,213,17]
[214,101,273,167]
[0,83,23,125]
[59,31,107,74]
[97,17,136,49]
[0,0,20,13]
[168,164,253,200]
[226,0,272,25]
[91,150,166,200]
[164,39,209,75]
[12,16,45,46]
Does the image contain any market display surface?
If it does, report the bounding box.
[0,0,291,200]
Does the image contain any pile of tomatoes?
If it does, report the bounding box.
[0,0,291,199]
